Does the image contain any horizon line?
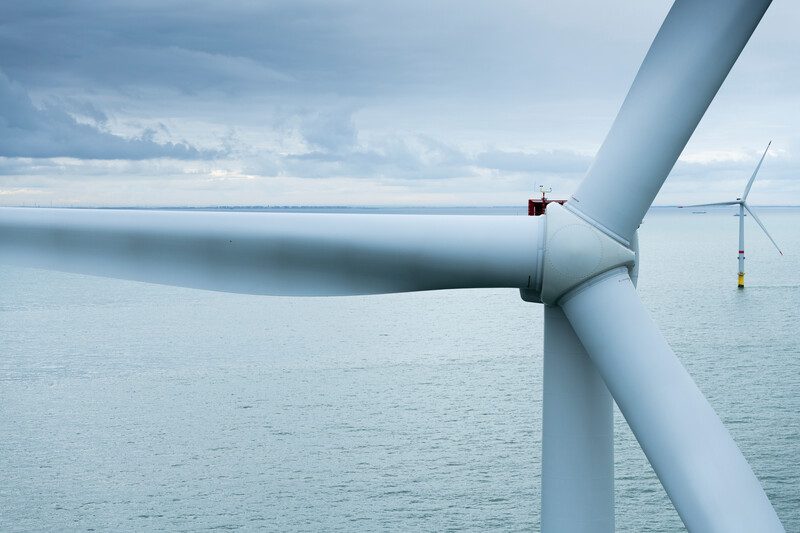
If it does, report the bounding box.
[2,204,799,210]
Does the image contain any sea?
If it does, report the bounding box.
[1,206,798,532]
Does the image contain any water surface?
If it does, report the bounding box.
[1,207,798,531]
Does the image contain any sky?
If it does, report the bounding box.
[1,0,798,207]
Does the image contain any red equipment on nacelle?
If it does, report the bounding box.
[528,187,565,216]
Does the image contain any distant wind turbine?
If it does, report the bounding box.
[683,141,782,287]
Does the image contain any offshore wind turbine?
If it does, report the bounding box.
[683,142,783,287]
[0,0,787,531]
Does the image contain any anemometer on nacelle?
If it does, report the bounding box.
[527,185,566,216]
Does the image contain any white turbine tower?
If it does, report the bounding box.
[0,1,787,531]
[683,142,783,287]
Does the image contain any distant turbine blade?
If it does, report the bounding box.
[679,201,739,208]
[0,208,542,296]
[568,0,771,244]
[742,141,772,201]
[561,268,784,532]
[743,203,783,255]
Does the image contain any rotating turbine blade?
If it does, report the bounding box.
[742,141,772,201]
[679,201,739,209]
[542,306,613,532]
[560,268,784,532]
[568,0,771,244]
[556,0,781,527]
[0,208,542,296]
[743,203,783,255]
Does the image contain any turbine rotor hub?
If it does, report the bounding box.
[524,202,636,305]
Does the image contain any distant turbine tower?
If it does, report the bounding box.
[684,141,782,287]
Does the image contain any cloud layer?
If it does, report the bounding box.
[0,72,206,160]
[1,1,798,205]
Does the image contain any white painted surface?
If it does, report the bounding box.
[542,305,613,532]
[569,0,771,244]
[561,268,784,532]
[540,203,634,305]
[0,208,543,296]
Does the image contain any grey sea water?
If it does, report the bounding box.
[1,207,798,532]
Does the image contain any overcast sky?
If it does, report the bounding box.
[1,1,798,206]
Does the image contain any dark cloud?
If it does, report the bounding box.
[54,97,109,125]
[0,1,797,205]
[0,1,670,100]
[298,109,359,153]
[0,71,208,159]
[278,111,591,181]
[279,137,463,181]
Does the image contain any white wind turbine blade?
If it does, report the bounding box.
[742,141,772,201]
[743,203,783,255]
[542,306,613,532]
[561,268,784,532]
[556,0,782,528]
[679,201,739,208]
[568,0,771,245]
[0,208,542,296]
